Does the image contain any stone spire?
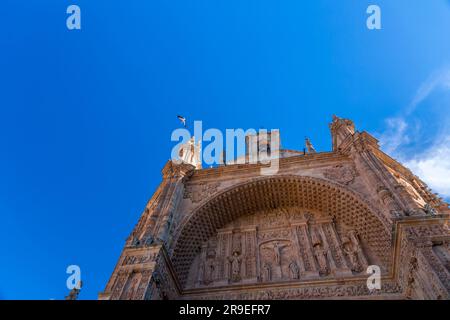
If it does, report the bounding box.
[329,115,355,151]
[176,136,202,169]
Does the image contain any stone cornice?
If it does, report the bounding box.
[161,160,196,180]
[189,151,350,182]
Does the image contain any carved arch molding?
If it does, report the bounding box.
[170,176,392,290]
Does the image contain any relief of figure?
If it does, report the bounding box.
[262,263,272,282]
[344,244,362,273]
[343,229,367,272]
[289,261,300,279]
[197,262,205,285]
[262,241,290,267]
[310,228,322,247]
[228,250,242,282]
[273,241,290,266]
[204,260,216,284]
[313,244,329,276]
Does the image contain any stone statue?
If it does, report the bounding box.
[268,241,290,266]
[314,245,329,275]
[289,261,300,279]
[305,137,316,153]
[424,203,437,216]
[205,260,215,284]
[311,229,322,247]
[197,263,205,285]
[344,245,362,272]
[143,234,154,246]
[262,263,272,282]
[228,250,242,282]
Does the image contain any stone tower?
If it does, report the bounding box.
[99,116,450,300]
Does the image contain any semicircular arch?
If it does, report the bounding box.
[171,175,391,286]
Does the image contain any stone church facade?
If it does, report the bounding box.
[99,116,450,300]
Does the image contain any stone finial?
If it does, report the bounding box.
[305,137,316,153]
[329,115,356,151]
[161,160,195,180]
[174,137,202,169]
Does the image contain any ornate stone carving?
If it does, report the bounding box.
[102,117,450,300]
[184,281,403,300]
[424,203,437,216]
[110,270,129,300]
[289,261,300,279]
[262,263,272,282]
[185,207,374,288]
[228,250,242,282]
[344,245,362,273]
[313,244,329,276]
[340,229,367,273]
[122,253,157,266]
[123,273,140,300]
[184,182,220,203]
[323,164,356,185]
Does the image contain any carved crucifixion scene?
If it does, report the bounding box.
[185,208,374,288]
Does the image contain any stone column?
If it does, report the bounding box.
[317,224,337,271]
[242,228,257,282]
[154,161,195,245]
[416,242,450,296]
[215,232,228,284]
[195,245,207,287]
[292,225,307,273]
[350,144,402,222]
[100,244,180,300]
[301,224,320,278]
[324,222,353,276]
[367,151,421,215]
[348,230,369,268]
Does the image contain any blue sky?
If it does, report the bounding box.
[1,1,449,299]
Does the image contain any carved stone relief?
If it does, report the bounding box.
[122,272,141,300]
[184,182,220,203]
[185,207,371,289]
[323,164,357,185]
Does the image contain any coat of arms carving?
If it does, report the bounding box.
[323,164,356,185]
[184,182,220,203]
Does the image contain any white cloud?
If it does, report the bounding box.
[403,137,450,198]
[407,67,450,114]
[379,66,450,200]
[379,117,409,154]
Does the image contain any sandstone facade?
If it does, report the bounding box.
[99,116,450,300]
